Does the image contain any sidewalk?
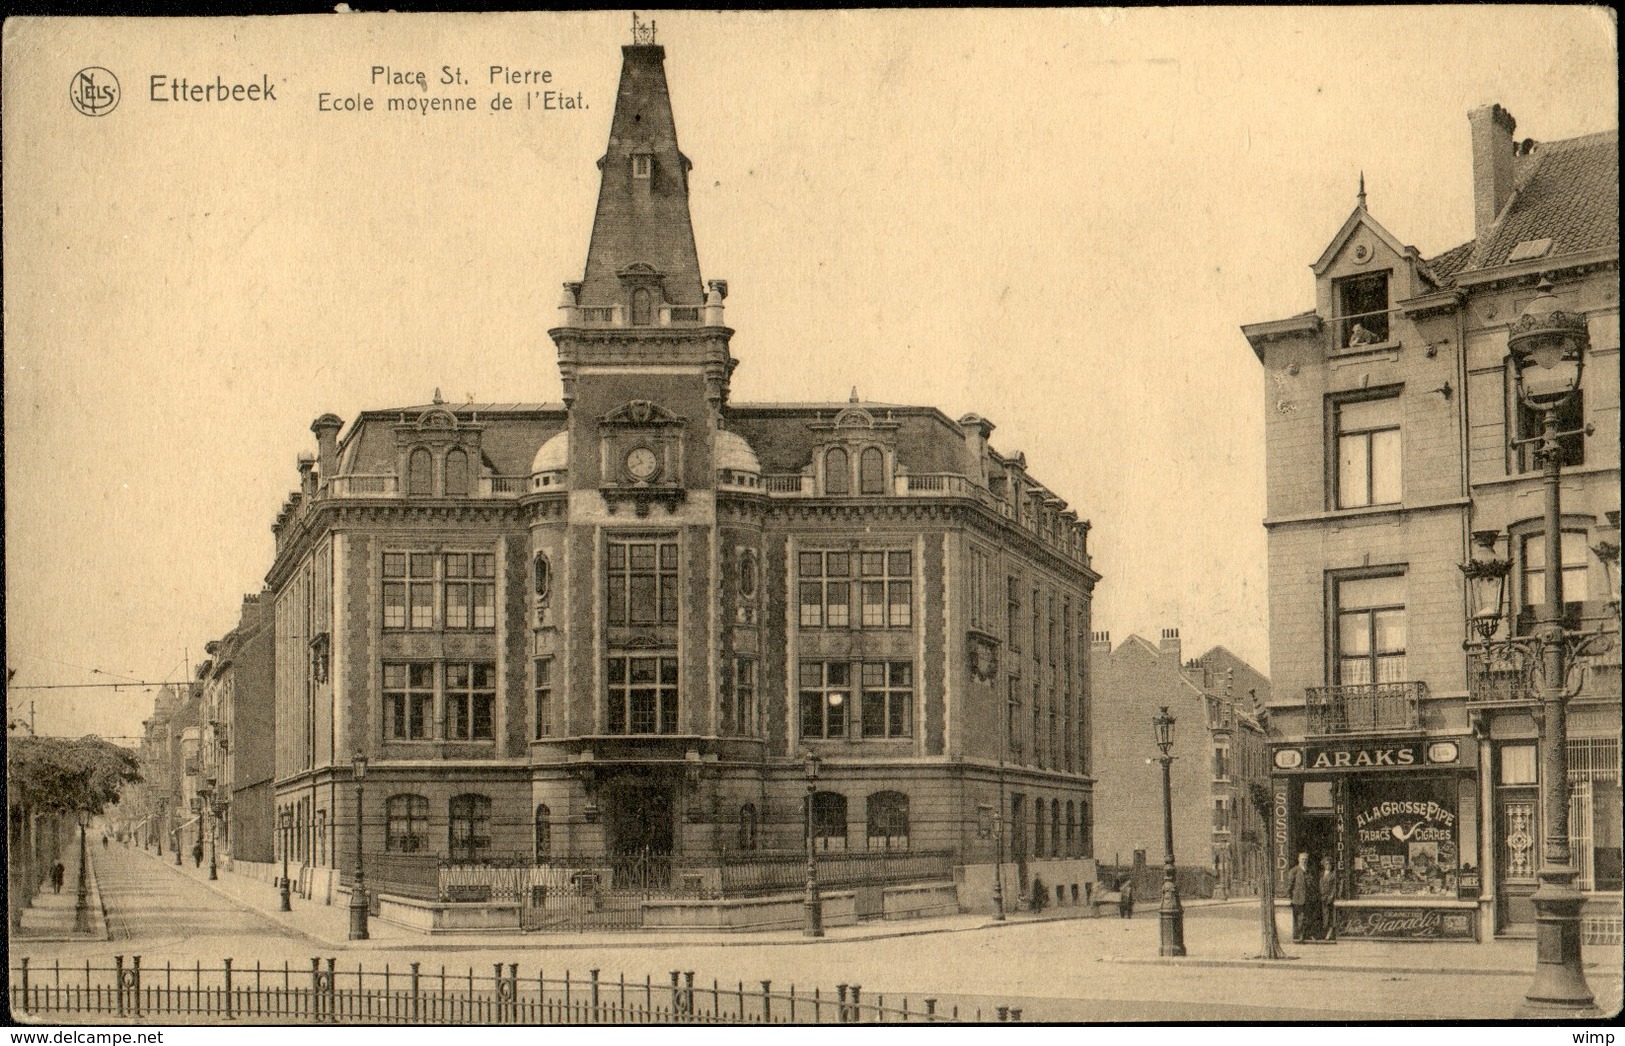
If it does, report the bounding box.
[14,838,109,943]
[124,846,1624,981]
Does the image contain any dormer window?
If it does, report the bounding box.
[1336,271,1390,348]
[632,153,652,179]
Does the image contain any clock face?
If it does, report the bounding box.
[626,446,659,481]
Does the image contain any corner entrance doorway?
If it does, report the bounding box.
[603,770,674,889]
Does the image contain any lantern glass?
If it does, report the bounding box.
[1153,707,1174,754]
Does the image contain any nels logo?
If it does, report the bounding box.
[70,67,120,116]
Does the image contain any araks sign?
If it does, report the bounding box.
[1272,738,1468,773]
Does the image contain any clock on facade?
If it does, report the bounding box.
[625,446,660,482]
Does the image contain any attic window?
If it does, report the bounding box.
[1507,238,1554,263]
[632,154,652,179]
[1336,271,1390,348]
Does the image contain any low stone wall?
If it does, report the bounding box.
[227,859,338,905]
[376,893,523,934]
[881,881,959,921]
[957,858,1097,914]
[641,890,858,932]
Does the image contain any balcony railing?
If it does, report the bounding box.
[1304,681,1426,735]
[327,474,398,497]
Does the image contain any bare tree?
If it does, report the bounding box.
[1248,782,1288,959]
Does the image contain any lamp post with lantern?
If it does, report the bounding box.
[348,751,369,941]
[1459,276,1617,1016]
[802,752,824,938]
[73,810,92,934]
[1153,706,1186,957]
[278,808,292,912]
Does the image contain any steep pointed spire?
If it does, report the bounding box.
[1357,171,1367,210]
[577,38,705,310]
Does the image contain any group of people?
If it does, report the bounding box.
[1285,851,1338,942]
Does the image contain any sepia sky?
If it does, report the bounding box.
[3,8,1618,743]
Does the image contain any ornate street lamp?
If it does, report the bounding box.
[278,808,292,912]
[803,752,824,938]
[1460,276,1616,1016]
[349,751,369,941]
[202,786,218,881]
[73,810,92,934]
[1153,706,1186,957]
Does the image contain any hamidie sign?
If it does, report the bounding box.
[1272,739,1462,773]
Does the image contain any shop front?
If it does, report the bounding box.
[1272,735,1480,941]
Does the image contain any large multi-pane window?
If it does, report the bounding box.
[860,551,912,628]
[444,553,496,629]
[384,794,428,852]
[860,662,913,739]
[448,794,491,863]
[1336,271,1390,346]
[607,540,679,626]
[968,547,991,631]
[383,662,434,740]
[606,655,679,734]
[1334,393,1402,509]
[800,661,850,739]
[383,552,436,630]
[444,662,496,740]
[733,658,757,736]
[533,657,553,739]
[799,551,851,628]
[1335,573,1407,685]
[1519,530,1590,634]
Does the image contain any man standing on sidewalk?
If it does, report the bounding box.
[1319,857,1337,942]
[1285,852,1312,942]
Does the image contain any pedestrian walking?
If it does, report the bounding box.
[1320,857,1338,941]
[50,860,65,893]
[1285,851,1313,942]
[1118,877,1135,919]
[192,840,204,867]
[101,834,108,849]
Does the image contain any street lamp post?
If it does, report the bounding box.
[73,810,92,934]
[348,751,369,941]
[802,752,823,938]
[1460,278,1616,1017]
[1153,706,1186,957]
[205,789,218,881]
[993,756,1007,921]
[279,809,292,912]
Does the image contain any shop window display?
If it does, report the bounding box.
[1350,778,1463,898]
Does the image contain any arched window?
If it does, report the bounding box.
[448,794,491,863]
[859,447,886,495]
[533,552,552,602]
[1035,799,1047,858]
[631,288,653,326]
[445,449,469,496]
[738,803,759,851]
[407,448,433,496]
[824,447,849,495]
[1066,800,1076,856]
[811,791,847,852]
[1079,800,1093,857]
[1050,798,1061,858]
[865,791,909,850]
[385,794,428,853]
[534,804,552,862]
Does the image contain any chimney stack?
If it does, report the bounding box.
[297,452,317,498]
[311,414,344,493]
[1091,630,1112,654]
[1159,627,1182,664]
[958,413,995,487]
[1469,103,1518,242]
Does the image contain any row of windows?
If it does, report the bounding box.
[798,550,912,629]
[383,552,496,630]
[1004,677,1082,773]
[404,446,483,498]
[822,446,889,496]
[383,662,495,740]
[799,661,914,740]
[1328,383,1587,513]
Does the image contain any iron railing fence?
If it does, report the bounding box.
[1304,681,1426,735]
[9,956,1011,1025]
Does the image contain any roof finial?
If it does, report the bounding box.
[849,385,860,404]
[1357,171,1367,209]
[432,387,443,404]
[631,12,657,46]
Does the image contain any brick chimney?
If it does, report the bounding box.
[1159,627,1182,664]
[958,413,995,487]
[1091,630,1112,654]
[1469,103,1517,242]
[297,452,317,498]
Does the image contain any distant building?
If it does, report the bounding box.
[262,31,1100,925]
[1089,629,1271,896]
[1244,104,1618,943]
[202,592,276,863]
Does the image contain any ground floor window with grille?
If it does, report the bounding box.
[812,791,848,851]
[1568,737,1622,892]
[385,794,428,853]
[866,791,909,849]
[449,793,491,863]
[606,655,679,734]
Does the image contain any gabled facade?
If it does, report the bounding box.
[1245,104,1619,944]
[265,33,1100,923]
